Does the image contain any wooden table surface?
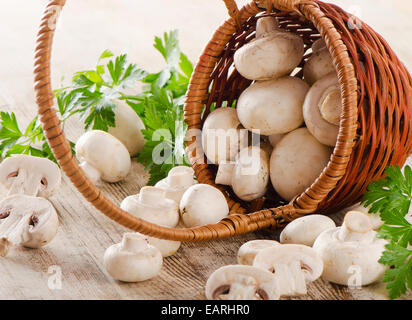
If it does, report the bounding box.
[0,0,411,300]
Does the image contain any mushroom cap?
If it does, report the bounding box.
[231,146,269,201]
[108,99,145,157]
[303,72,341,146]
[280,214,336,246]
[234,17,304,81]
[75,130,131,183]
[313,227,387,286]
[205,265,280,300]
[268,133,285,147]
[237,240,280,265]
[103,233,163,282]
[270,128,332,201]
[120,186,179,228]
[201,107,247,164]
[144,235,181,258]
[0,194,59,252]
[236,77,309,135]
[155,166,197,204]
[0,154,61,198]
[303,40,335,85]
[180,184,229,227]
[253,244,324,283]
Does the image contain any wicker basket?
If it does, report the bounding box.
[34,0,412,241]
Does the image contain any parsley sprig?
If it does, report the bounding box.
[362,165,412,299]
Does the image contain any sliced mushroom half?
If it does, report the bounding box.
[205,265,280,300]
[253,244,323,296]
[0,155,61,198]
[0,194,59,256]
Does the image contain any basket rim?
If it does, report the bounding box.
[33,0,358,242]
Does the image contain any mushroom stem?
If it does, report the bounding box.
[274,261,307,296]
[121,233,148,252]
[215,163,235,186]
[79,161,101,185]
[338,211,375,242]
[255,16,279,38]
[0,214,29,257]
[138,187,166,205]
[318,86,342,125]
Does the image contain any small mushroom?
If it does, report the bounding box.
[303,39,336,85]
[121,186,181,257]
[0,194,59,256]
[303,72,342,146]
[231,146,269,201]
[313,210,388,286]
[205,265,280,300]
[180,184,229,227]
[253,244,323,296]
[201,107,247,164]
[237,240,280,266]
[108,99,145,157]
[120,186,179,228]
[280,214,336,246]
[103,233,163,282]
[0,154,61,197]
[270,127,332,201]
[75,130,131,183]
[234,16,304,81]
[155,166,197,205]
[237,77,309,135]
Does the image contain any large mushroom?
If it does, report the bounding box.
[253,244,323,296]
[234,16,304,81]
[270,127,332,201]
[108,99,145,157]
[313,210,388,286]
[303,39,336,85]
[236,76,309,135]
[303,72,342,146]
[0,154,61,198]
[201,107,247,164]
[205,265,280,300]
[75,130,131,184]
[237,240,280,266]
[0,194,59,256]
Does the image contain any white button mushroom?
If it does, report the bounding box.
[303,39,336,85]
[236,77,309,135]
[270,127,332,201]
[201,107,247,164]
[351,203,384,230]
[303,72,342,146]
[231,146,269,201]
[280,214,336,246]
[0,154,61,197]
[108,99,145,157]
[253,244,323,296]
[75,130,131,183]
[120,186,181,257]
[234,16,304,81]
[237,240,280,266]
[180,184,229,227]
[155,166,197,205]
[0,194,59,256]
[103,233,163,282]
[205,265,280,300]
[313,210,388,286]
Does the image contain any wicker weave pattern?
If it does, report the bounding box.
[33,0,412,241]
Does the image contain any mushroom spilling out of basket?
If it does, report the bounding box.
[26,0,412,300]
